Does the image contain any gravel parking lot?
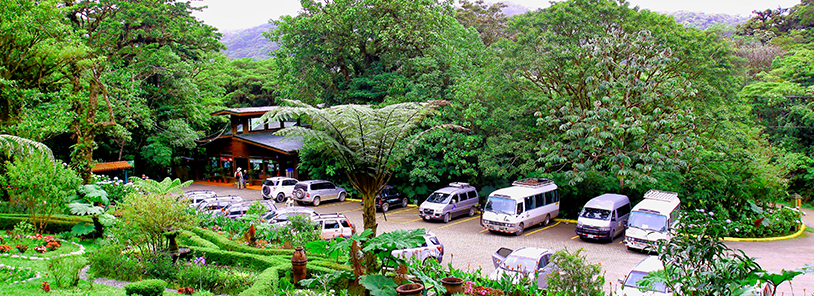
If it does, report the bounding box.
[187,182,814,293]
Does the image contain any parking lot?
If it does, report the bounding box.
[187,182,814,293]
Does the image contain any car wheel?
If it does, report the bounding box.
[468,207,476,217]
[443,213,451,223]
[543,214,551,226]
[275,193,286,203]
[381,202,389,212]
[401,198,408,208]
[515,223,524,236]
[313,197,321,207]
[293,189,305,199]
[338,192,346,202]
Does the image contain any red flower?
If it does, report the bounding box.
[42,281,50,292]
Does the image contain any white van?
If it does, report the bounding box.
[624,189,680,252]
[481,178,559,236]
[575,193,631,241]
[418,182,479,223]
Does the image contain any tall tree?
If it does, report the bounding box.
[454,0,509,47]
[270,0,478,105]
[496,0,740,189]
[262,100,452,272]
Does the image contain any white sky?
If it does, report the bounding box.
[192,0,802,31]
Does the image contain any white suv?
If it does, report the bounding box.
[262,177,299,202]
[292,180,347,206]
[391,232,444,264]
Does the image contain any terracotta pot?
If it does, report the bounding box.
[440,277,464,296]
[291,246,308,284]
[395,283,424,296]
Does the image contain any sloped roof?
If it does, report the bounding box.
[233,133,303,155]
[211,106,278,116]
[91,161,132,172]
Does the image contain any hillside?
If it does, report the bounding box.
[218,9,752,61]
[220,23,279,61]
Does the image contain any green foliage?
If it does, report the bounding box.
[544,248,604,296]
[0,154,81,233]
[176,260,257,295]
[0,214,92,233]
[70,222,96,236]
[277,213,322,248]
[362,228,426,266]
[128,177,193,196]
[47,256,87,288]
[118,191,198,254]
[87,244,144,282]
[359,275,398,296]
[124,279,168,296]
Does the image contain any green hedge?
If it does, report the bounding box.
[177,230,219,249]
[238,262,342,296]
[189,227,295,256]
[124,279,167,296]
[188,246,285,271]
[0,214,92,233]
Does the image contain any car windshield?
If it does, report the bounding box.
[628,211,667,232]
[580,208,611,220]
[624,271,667,293]
[499,255,536,273]
[263,179,277,186]
[426,192,449,203]
[484,197,516,215]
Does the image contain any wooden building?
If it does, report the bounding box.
[196,107,303,183]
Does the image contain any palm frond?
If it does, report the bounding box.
[0,134,54,162]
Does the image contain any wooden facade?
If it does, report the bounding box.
[196,107,303,182]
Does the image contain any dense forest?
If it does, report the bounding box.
[2,0,814,236]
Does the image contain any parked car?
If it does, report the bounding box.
[313,213,356,240]
[262,177,299,202]
[488,247,556,290]
[617,256,672,296]
[418,182,479,223]
[575,193,631,241]
[361,185,409,212]
[481,178,559,235]
[183,190,217,208]
[261,206,318,225]
[292,180,348,206]
[196,196,243,213]
[390,232,444,264]
[220,200,277,220]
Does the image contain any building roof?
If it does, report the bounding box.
[210,106,278,117]
[91,161,133,172]
[233,132,303,154]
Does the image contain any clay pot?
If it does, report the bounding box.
[395,283,424,296]
[291,247,308,284]
[440,277,464,296]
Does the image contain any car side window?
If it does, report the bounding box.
[340,220,350,227]
[468,191,477,200]
[545,192,554,205]
[324,182,336,190]
[324,220,339,229]
[284,180,296,186]
[516,203,524,214]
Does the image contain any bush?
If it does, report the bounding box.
[124,279,167,296]
[545,248,604,296]
[47,256,87,287]
[87,244,144,282]
[176,260,257,295]
[144,252,177,281]
[177,230,219,249]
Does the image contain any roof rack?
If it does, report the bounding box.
[512,178,555,188]
[448,182,472,188]
[643,189,678,202]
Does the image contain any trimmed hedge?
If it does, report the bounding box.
[188,246,285,271]
[124,279,167,296]
[177,230,219,249]
[0,214,92,233]
[189,227,294,256]
[238,262,342,296]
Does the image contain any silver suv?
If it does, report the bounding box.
[262,177,299,202]
[390,232,444,264]
[313,213,356,239]
[292,180,347,206]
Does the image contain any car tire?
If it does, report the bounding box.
[381,202,389,212]
[293,189,305,199]
[468,207,476,217]
[543,214,551,226]
[401,198,408,208]
[275,193,286,203]
[338,192,346,202]
[442,213,451,223]
[515,223,524,236]
[313,197,321,207]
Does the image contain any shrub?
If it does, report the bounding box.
[118,191,197,254]
[47,256,87,288]
[176,260,257,295]
[177,230,219,249]
[143,252,177,280]
[87,244,144,282]
[545,248,604,296]
[124,279,167,296]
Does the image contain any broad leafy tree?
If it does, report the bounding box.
[454,0,509,47]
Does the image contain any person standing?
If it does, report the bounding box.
[235,167,244,189]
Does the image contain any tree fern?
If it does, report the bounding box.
[0,134,54,162]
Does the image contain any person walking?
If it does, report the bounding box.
[235,167,244,189]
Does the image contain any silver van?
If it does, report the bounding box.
[575,193,630,241]
[418,182,479,223]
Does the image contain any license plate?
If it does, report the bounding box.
[586,234,596,238]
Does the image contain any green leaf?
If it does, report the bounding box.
[71,222,96,236]
[359,275,398,296]
[68,202,105,216]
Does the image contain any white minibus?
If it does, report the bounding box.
[481,178,559,236]
[624,189,680,252]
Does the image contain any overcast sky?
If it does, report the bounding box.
[192,0,802,31]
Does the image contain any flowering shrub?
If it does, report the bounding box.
[45,240,62,251]
[34,246,47,253]
[15,244,28,253]
[462,281,504,296]
[0,245,11,253]
[0,265,36,283]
